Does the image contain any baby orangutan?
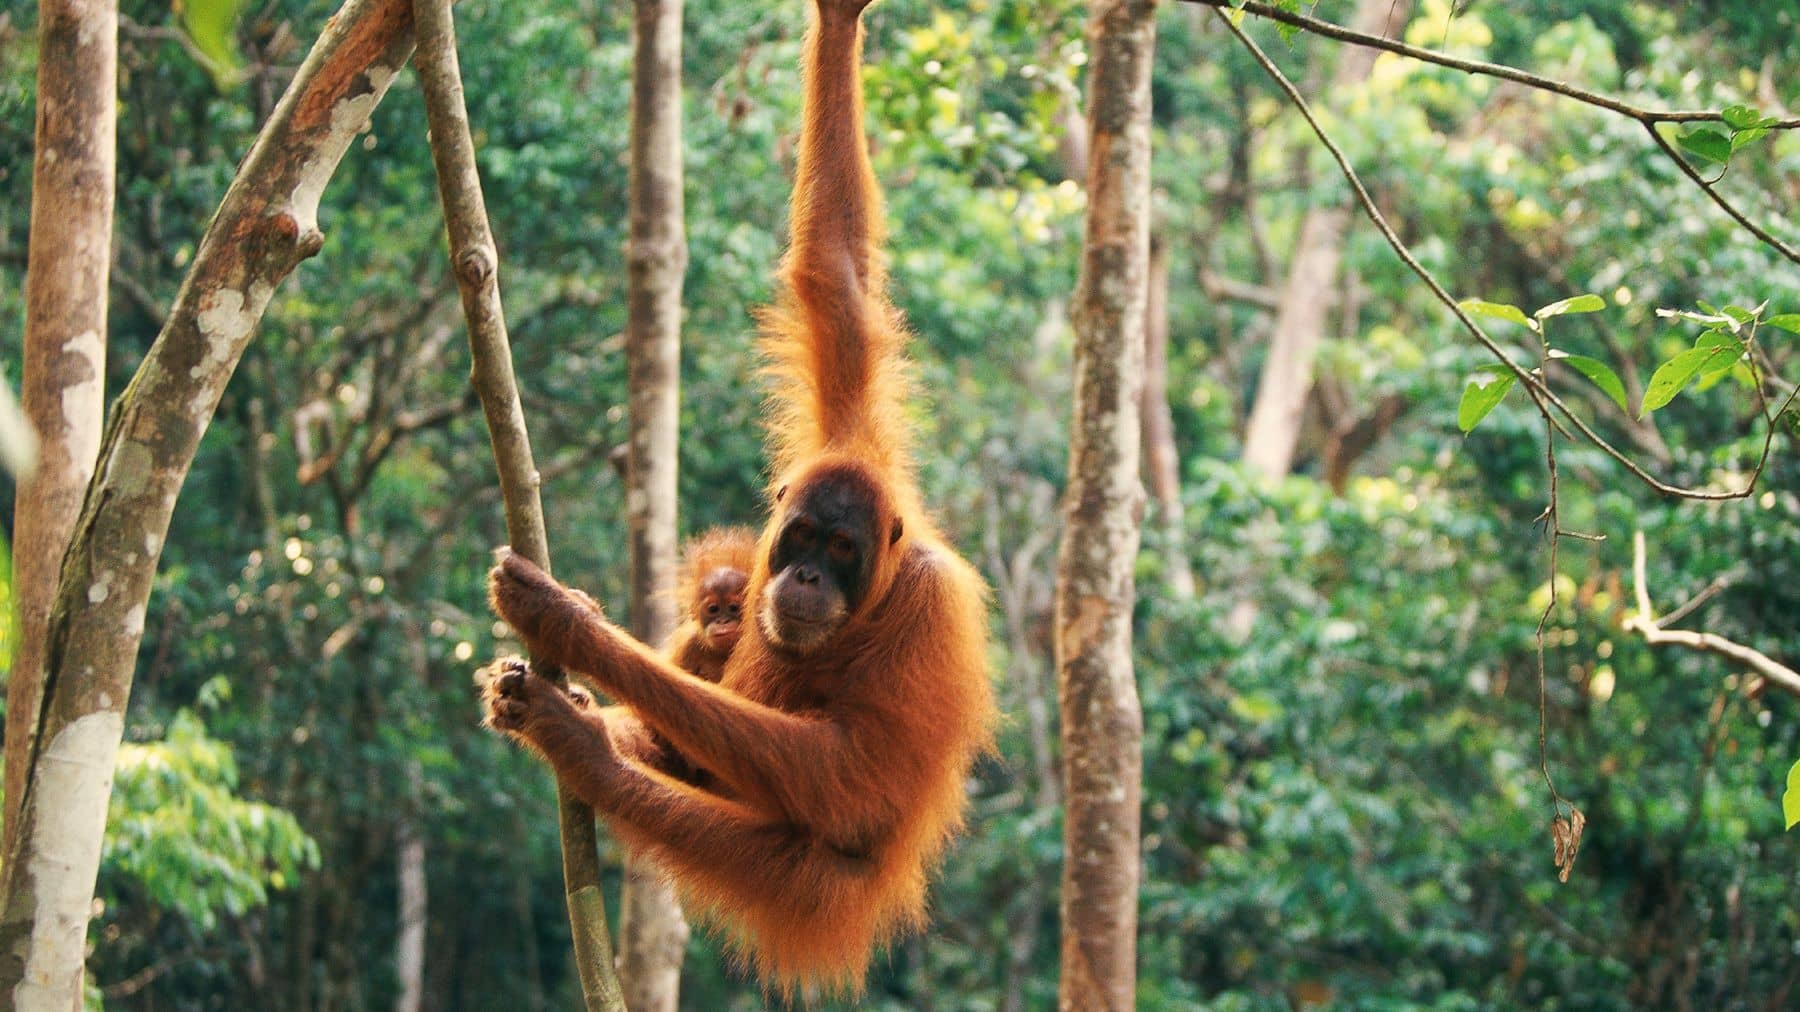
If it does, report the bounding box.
[665,526,757,683]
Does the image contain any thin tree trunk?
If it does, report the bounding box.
[615,0,691,1006]
[410,0,625,1007]
[1056,1,1155,1009]
[1139,233,1194,598]
[1238,0,1409,481]
[982,477,1059,1012]
[393,815,426,1012]
[2,0,115,872]
[0,3,416,1005]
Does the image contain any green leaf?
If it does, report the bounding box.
[1677,128,1732,165]
[1641,344,1742,415]
[1460,299,1538,332]
[1458,372,1515,432]
[1549,351,1628,412]
[1227,692,1284,724]
[1785,759,1800,831]
[179,0,243,86]
[1730,127,1770,151]
[1721,104,1777,130]
[1695,332,1746,378]
[1535,294,1606,320]
[1764,313,1800,334]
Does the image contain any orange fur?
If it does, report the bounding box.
[666,526,758,680]
[673,526,759,625]
[483,0,994,995]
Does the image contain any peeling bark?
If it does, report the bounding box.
[1056,1,1156,1009]
[4,0,116,864]
[0,2,419,1003]
[616,0,691,1005]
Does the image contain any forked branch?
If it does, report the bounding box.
[1626,531,1800,700]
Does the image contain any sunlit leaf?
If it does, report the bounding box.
[1458,372,1515,432]
[1695,332,1747,378]
[1228,692,1284,724]
[1641,343,1741,415]
[1676,128,1732,165]
[178,0,243,87]
[1548,351,1628,412]
[1534,294,1605,320]
[1459,299,1537,331]
[1731,127,1770,151]
[1765,313,1800,334]
[1785,759,1800,831]
[1721,104,1768,129]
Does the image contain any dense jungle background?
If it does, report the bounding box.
[1,0,1797,1007]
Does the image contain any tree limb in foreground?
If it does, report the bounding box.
[410,0,626,1007]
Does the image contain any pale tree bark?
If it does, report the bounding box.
[394,633,430,1012]
[2,0,116,869]
[392,811,426,1012]
[1056,1,1155,1009]
[615,0,691,1006]
[410,0,625,1007]
[1238,0,1409,481]
[1139,234,1195,598]
[0,1,418,1004]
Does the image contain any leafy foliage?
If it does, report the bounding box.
[103,696,319,931]
[1786,759,1800,831]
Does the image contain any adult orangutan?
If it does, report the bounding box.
[483,0,993,992]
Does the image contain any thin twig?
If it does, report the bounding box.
[411,0,625,1006]
[1179,1,1800,128]
[1182,0,1800,267]
[1533,430,1567,819]
[1640,122,1800,264]
[1213,9,1797,502]
[1657,576,1734,630]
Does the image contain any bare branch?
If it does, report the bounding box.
[1626,531,1800,700]
[412,0,625,1006]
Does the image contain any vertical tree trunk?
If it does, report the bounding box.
[393,817,427,1012]
[1139,233,1194,598]
[2,0,116,870]
[0,3,418,1006]
[615,0,691,1006]
[1056,1,1155,1009]
[1238,0,1409,481]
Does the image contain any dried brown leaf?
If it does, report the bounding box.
[1551,807,1587,883]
